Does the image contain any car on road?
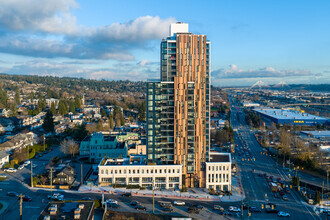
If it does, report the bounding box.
[278,211,290,217]
[0,173,7,178]
[18,195,32,202]
[7,192,19,197]
[130,201,140,206]
[105,199,118,204]
[48,193,64,201]
[192,204,204,210]
[82,197,92,200]
[135,205,146,211]
[163,207,173,212]
[188,207,200,214]
[249,207,261,212]
[266,208,279,213]
[24,160,31,166]
[4,168,17,172]
[32,164,37,168]
[213,205,224,211]
[122,192,132,197]
[18,165,25,170]
[174,201,185,206]
[282,195,288,201]
[229,206,241,212]
[107,203,120,208]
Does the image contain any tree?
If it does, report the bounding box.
[96,120,102,132]
[109,113,114,131]
[100,108,107,117]
[0,87,8,107]
[15,88,20,104]
[60,139,79,158]
[137,101,146,122]
[74,96,81,109]
[69,100,76,113]
[43,110,54,133]
[58,99,68,116]
[37,94,46,112]
[50,102,56,115]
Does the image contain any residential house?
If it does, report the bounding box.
[0,151,9,168]
[52,164,76,185]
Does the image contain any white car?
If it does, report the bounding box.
[278,211,290,217]
[4,168,17,173]
[18,165,25,170]
[32,164,37,168]
[229,206,241,212]
[105,199,118,204]
[174,201,185,206]
[24,160,31,166]
[0,173,7,178]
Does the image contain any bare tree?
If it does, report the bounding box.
[61,139,79,158]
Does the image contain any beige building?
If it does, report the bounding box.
[98,157,182,190]
[205,153,232,191]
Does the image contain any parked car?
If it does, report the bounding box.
[278,211,290,217]
[229,206,241,212]
[174,201,185,206]
[18,165,25,170]
[122,192,132,197]
[282,195,288,201]
[4,168,17,173]
[7,192,19,197]
[24,160,31,166]
[32,164,37,168]
[0,173,7,178]
[135,205,146,211]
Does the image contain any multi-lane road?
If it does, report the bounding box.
[230,97,326,220]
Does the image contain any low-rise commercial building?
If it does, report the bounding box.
[80,132,128,163]
[205,152,232,191]
[98,157,182,190]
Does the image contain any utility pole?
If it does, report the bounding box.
[81,163,83,186]
[43,136,45,151]
[19,194,23,220]
[50,167,53,199]
[322,181,324,203]
[31,161,33,187]
[152,178,155,215]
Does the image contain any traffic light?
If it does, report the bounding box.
[261,204,264,209]
[248,212,251,216]
[271,205,274,210]
[298,186,300,191]
[290,185,292,189]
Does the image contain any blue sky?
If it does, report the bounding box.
[0,0,329,86]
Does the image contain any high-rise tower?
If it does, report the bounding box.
[147,23,210,187]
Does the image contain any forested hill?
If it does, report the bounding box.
[0,73,146,94]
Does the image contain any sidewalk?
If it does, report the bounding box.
[78,175,245,203]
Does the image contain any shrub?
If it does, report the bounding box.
[94,199,102,208]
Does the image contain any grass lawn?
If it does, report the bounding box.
[0,177,6,182]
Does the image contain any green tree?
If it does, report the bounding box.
[58,99,68,116]
[109,113,115,131]
[137,101,146,122]
[100,108,107,117]
[0,87,8,107]
[37,94,46,112]
[15,88,20,104]
[74,96,81,109]
[43,110,54,133]
[50,102,56,115]
[69,100,76,113]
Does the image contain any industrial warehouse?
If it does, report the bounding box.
[253,108,329,126]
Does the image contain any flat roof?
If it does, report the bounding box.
[301,130,330,138]
[253,108,328,121]
[38,201,94,220]
[208,153,231,163]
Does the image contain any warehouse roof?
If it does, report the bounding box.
[253,109,328,120]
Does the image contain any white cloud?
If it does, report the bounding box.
[213,64,311,79]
